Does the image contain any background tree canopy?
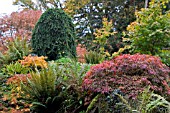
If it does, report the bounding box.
[13,0,169,55]
[13,0,62,10]
[71,0,145,54]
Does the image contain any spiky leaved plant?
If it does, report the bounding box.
[0,37,31,67]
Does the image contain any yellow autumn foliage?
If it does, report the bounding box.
[64,0,90,16]
[93,17,116,56]
[19,54,48,68]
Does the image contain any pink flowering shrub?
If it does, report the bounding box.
[82,54,170,99]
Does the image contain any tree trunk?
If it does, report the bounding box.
[145,0,148,8]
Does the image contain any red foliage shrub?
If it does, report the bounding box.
[4,74,31,112]
[82,54,170,99]
[76,44,87,63]
[0,9,41,39]
[6,74,31,85]
[0,9,41,52]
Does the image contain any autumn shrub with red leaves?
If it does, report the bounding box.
[0,9,41,53]
[76,44,87,63]
[82,54,170,99]
[0,74,32,113]
[6,74,31,86]
[0,9,41,39]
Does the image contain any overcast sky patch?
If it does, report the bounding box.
[0,0,19,15]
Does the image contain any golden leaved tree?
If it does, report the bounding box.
[63,0,90,16]
[93,17,116,57]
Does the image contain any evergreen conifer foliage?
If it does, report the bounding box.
[31,8,76,60]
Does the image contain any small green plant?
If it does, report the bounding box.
[49,58,92,93]
[20,65,67,113]
[145,93,170,113]
[104,87,170,113]
[1,61,30,76]
[21,67,56,102]
[136,87,170,113]
[0,37,32,67]
[158,49,170,67]
[48,58,92,112]
[55,57,72,64]
[51,57,92,79]
[85,50,104,64]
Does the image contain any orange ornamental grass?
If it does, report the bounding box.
[19,54,48,69]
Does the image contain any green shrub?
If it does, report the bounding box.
[54,57,89,84]
[49,58,92,91]
[85,50,104,64]
[0,37,31,67]
[20,64,66,113]
[48,58,92,112]
[137,88,170,113]
[145,93,170,113]
[1,61,30,76]
[21,68,56,102]
[158,50,170,67]
[127,0,170,55]
[31,8,76,60]
[20,59,92,113]
[55,57,72,64]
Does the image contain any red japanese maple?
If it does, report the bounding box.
[82,54,170,99]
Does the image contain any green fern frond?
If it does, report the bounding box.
[21,66,56,101]
[146,93,170,113]
[86,94,101,113]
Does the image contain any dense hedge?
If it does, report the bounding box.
[31,8,76,60]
